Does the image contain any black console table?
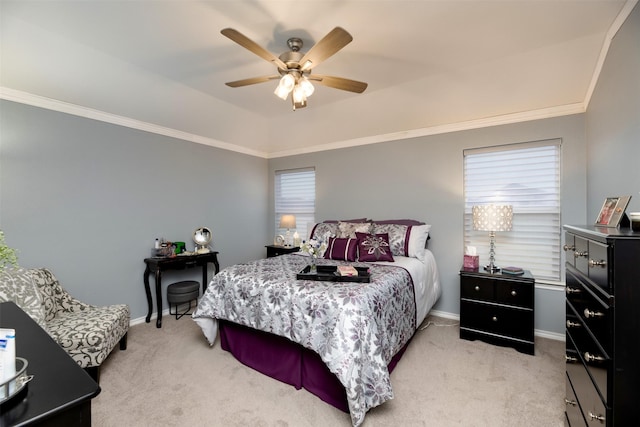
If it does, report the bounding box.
[143,252,219,328]
[0,301,101,426]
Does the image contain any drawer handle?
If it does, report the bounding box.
[566,287,582,295]
[492,316,498,322]
[588,411,605,423]
[474,285,480,291]
[574,250,589,258]
[584,308,604,319]
[564,398,578,407]
[565,355,578,363]
[510,290,517,297]
[563,244,575,252]
[584,352,605,363]
[588,259,606,268]
[566,320,581,328]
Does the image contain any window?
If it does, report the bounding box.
[275,168,316,241]
[464,140,561,283]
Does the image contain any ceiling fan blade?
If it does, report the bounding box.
[308,74,368,93]
[225,75,280,88]
[221,28,287,70]
[299,27,353,71]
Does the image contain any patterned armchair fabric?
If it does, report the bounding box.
[0,267,129,372]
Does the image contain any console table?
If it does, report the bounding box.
[143,252,219,328]
[0,301,101,426]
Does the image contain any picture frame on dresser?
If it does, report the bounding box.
[595,195,631,227]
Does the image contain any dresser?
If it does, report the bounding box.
[563,225,640,426]
[459,268,535,355]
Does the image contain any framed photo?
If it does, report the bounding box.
[595,196,631,227]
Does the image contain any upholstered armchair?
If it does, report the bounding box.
[0,267,129,382]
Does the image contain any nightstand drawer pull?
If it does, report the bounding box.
[565,355,578,363]
[584,308,604,319]
[566,287,582,295]
[510,290,517,296]
[491,316,497,322]
[588,411,605,423]
[474,285,480,291]
[566,320,581,328]
[574,250,589,258]
[588,259,606,268]
[563,244,576,252]
[584,352,605,363]
[564,398,577,407]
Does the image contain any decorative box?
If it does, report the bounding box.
[463,255,479,269]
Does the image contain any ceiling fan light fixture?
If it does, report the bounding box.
[274,83,290,100]
[299,77,315,97]
[292,84,307,104]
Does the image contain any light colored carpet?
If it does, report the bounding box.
[93,315,565,426]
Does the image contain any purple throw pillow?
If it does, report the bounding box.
[356,232,394,262]
[324,237,358,261]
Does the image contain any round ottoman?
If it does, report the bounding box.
[167,280,200,319]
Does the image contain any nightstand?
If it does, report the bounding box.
[265,245,300,258]
[459,268,535,355]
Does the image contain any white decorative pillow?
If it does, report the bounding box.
[338,221,372,238]
[407,224,431,261]
[0,267,47,330]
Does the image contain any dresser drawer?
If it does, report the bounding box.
[566,328,609,405]
[566,334,609,426]
[460,300,533,341]
[573,237,609,290]
[566,372,587,427]
[460,276,494,301]
[566,268,612,354]
[496,279,533,308]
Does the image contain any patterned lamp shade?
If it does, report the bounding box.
[472,205,513,232]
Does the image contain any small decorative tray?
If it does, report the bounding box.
[0,357,33,406]
[297,265,371,283]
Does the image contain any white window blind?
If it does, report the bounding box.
[275,168,316,240]
[464,140,561,283]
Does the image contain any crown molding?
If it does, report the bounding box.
[266,102,586,158]
[0,87,269,159]
[2,86,585,160]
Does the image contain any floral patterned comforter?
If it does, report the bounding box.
[193,254,417,426]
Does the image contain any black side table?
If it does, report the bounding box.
[143,252,219,328]
[265,245,300,258]
[459,268,535,355]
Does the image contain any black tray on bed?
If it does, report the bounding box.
[297,265,371,283]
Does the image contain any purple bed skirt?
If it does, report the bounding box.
[218,319,410,413]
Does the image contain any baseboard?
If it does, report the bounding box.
[131,308,565,342]
[130,309,171,326]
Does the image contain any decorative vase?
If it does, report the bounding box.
[310,256,317,273]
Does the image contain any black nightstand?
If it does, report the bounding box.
[266,245,300,258]
[459,268,535,355]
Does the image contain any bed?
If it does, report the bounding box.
[192,220,440,426]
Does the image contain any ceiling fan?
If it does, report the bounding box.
[221,27,368,110]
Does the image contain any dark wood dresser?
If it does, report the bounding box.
[563,225,640,426]
[459,268,535,355]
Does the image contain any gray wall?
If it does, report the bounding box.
[269,114,588,336]
[586,3,640,217]
[0,101,269,320]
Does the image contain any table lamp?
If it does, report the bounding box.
[279,214,296,247]
[472,205,513,272]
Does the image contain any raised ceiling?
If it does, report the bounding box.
[0,1,634,158]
